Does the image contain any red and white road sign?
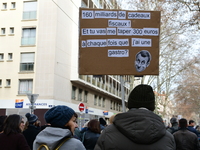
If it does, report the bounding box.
[78,102,85,112]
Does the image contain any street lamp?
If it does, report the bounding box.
[27,94,39,114]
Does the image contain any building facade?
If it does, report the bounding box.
[0,0,131,126]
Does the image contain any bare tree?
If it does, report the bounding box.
[118,0,200,118]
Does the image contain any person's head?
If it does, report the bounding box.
[170,117,178,125]
[45,105,78,135]
[99,117,107,126]
[109,114,116,125]
[135,50,151,72]
[25,113,38,125]
[88,119,101,134]
[128,84,155,111]
[3,114,25,135]
[189,120,195,126]
[0,115,7,132]
[179,118,188,129]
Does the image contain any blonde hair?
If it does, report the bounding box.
[109,115,116,125]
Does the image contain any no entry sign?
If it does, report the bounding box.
[78,103,85,112]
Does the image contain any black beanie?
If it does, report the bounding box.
[128,84,155,111]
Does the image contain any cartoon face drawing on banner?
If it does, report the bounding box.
[135,50,151,72]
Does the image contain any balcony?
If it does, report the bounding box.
[21,37,36,46]
[23,11,37,20]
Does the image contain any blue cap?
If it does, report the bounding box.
[45,105,75,128]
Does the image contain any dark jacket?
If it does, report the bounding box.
[167,123,179,134]
[173,128,200,150]
[23,124,41,150]
[83,129,100,150]
[188,126,199,136]
[94,108,175,150]
[0,132,30,150]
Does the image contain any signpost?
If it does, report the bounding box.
[79,8,160,75]
[27,94,39,114]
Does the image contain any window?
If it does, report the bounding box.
[110,100,113,109]
[0,79,2,87]
[78,89,82,101]
[0,53,4,60]
[10,27,14,34]
[98,96,101,106]
[19,79,33,94]
[6,79,11,86]
[8,53,13,60]
[20,53,34,71]
[102,98,105,107]
[94,95,97,105]
[23,1,37,20]
[11,2,16,9]
[71,86,76,99]
[84,91,88,102]
[1,28,5,35]
[2,3,7,9]
[21,28,36,45]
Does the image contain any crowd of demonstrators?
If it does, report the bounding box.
[167,117,179,134]
[82,119,101,150]
[0,114,30,150]
[95,84,175,150]
[173,118,200,150]
[4,84,200,150]
[23,113,41,150]
[33,105,86,150]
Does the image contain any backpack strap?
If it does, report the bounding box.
[37,144,50,150]
[55,137,71,150]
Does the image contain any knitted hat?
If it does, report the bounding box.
[45,105,75,128]
[128,84,155,111]
[25,113,38,124]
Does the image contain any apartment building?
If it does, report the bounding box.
[0,0,131,125]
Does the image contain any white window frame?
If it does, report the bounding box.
[0,53,4,60]
[1,28,5,35]
[10,27,14,34]
[18,79,33,94]
[2,3,7,9]
[6,79,11,86]
[20,53,35,71]
[11,2,16,9]
[8,53,13,60]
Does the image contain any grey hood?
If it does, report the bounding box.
[33,127,72,149]
[113,108,166,144]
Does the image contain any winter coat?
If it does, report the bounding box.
[188,126,199,136]
[23,124,41,150]
[33,127,86,150]
[173,128,200,150]
[167,123,179,134]
[0,132,30,150]
[94,108,175,150]
[82,129,100,150]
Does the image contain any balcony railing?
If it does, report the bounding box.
[20,63,34,71]
[23,11,37,20]
[21,37,36,45]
